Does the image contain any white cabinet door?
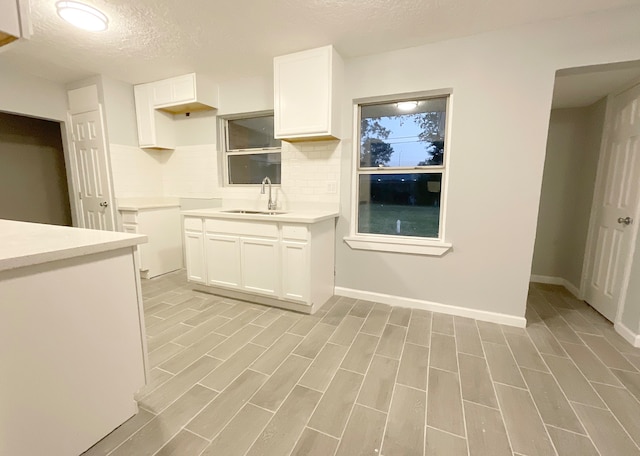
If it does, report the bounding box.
[151,79,174,106]
[184,231,206,284]
[241,237,279,296]
[133,84,156,147]
[274,45,341,140]
[152,74,196,107]
[171,74,196,104]
[0,0,21,38]
[206,234,241,288]
[281,240,309,303]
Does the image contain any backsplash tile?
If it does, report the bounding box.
[109,139,342,207]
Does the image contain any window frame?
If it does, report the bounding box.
[345,90,453,256]
[220,111,282,187]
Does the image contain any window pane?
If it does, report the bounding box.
[360,97,446,168]
[228,153,281,184]
[228,116,281,150]
[358,173,442,238]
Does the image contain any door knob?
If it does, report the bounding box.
[618,216,632,225]
[99,201,109,208]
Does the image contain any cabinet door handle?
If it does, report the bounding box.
[618,216,632,226]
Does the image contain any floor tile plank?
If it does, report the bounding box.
[299,342,349,392]
[382,384,426,456]
[200,404,273,456]
[459,353,497,408]
[290,428,339,456]
[357,354,399,412]
[425,427,468,456]
[334,404,387,456]
[427,368,465,437]
[308,369,364,438]
[246,386,322,456]
[463,400,512,456]
[494,383,556,455]
[572,402,640,456]
[397,342,429,390]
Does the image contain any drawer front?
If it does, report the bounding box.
[205,218,278,238]
[120,211,138,224]
[184,217,203,231]
[121,223,138,234]
[282,224,308,241]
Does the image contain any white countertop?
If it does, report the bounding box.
[118,197,181,211]
[0,220,147,272]
[181,207,339,224]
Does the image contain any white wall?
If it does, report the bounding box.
[101,76,139,147]
[334,5,640,321]
[0,62,67,121]
[217,75,273,116]
[531,100,605,289]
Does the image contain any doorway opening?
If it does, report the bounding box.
[0,111,72,226]
[531,60,640,344]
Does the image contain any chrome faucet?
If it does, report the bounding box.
[261,176,276,210]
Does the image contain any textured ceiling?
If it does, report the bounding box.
[3,0,640,85]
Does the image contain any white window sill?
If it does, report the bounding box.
[343,235,452,256]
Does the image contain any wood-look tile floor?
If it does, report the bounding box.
[82,272,640,456]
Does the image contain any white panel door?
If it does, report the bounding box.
[185,231,206,284]
[585,84,640,321]
[206,234,241,288]
[70,110,116,231]
[240,237,279,296]
[281,241,309,303]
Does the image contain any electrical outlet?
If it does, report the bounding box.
[327,181,337,193]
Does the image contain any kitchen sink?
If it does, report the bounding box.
[222,209,288,215]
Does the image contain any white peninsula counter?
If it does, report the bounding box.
[181,208,339,314]
[0,220,148,456]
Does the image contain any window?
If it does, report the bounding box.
[346,93,452,255]
[223,113,281,185]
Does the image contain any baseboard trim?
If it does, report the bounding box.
[334,287,526,328]
[614,321,640,348]
[530,275,581,299]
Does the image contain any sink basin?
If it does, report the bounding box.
[222,209,288,215]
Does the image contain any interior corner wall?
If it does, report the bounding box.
[0,61,67,121]
[531,99,605,289]
[334,5,640,321]
[101,76,139,147]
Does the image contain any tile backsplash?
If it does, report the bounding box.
[108,139,342,208]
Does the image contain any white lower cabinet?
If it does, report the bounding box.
[281,241,309,302]
[240,237,279,296]
[119,206,183,279]
[184,230,206,284]
[182,216,335,313]
[206,234,241,288]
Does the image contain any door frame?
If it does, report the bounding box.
[580,84,640,335]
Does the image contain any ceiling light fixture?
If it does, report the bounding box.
[56,1,108,32]
[397,101,418,111]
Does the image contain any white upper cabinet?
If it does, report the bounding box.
[133,73,218,149]
[134,84,175,149]
[0,0,30,50]
[151,73,218,114]
[274,45,343,141]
